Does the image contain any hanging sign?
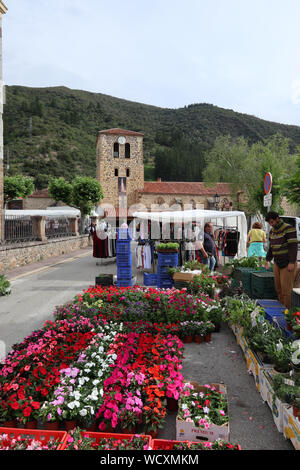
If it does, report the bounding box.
[263,193,272,207]
[264,172,272,195]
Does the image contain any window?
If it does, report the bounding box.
[126,168,130,177]
[125,143,130,158]
[114,142,119,158]
[114,168,119,176]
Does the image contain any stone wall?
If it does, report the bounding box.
[0,235,89,273]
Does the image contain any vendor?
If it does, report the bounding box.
[203,222,217,272]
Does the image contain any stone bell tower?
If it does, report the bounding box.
[96,128,144,210]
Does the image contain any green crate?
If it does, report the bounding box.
[251,272,277,299]
[233,266,273,297]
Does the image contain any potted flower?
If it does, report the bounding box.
[179,322,193,343]
[291,340,300,373]
[265,340,293,375]
[292,396,300,421]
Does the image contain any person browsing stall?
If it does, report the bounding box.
[265,211,298,308]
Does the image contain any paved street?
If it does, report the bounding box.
[0,246,295,450]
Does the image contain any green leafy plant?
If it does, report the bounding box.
[0,275,11,296]
[157,242,179,252]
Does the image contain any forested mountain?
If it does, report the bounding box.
[3,85,300,187]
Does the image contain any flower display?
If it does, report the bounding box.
[178,382,229,428]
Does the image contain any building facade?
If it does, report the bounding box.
[0,1,7,241]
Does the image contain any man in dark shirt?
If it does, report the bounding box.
[265,211,298,308]
[203,222,217,272]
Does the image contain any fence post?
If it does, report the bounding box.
[31,216,47,242]
[69,217,79,236]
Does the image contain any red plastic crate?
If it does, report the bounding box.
[189,440,242,450]
[67,431,152,450]
[0,427,68,450]
[151,439,190,450]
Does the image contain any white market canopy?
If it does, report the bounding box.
[5,209,81,218]
[132,209,248,258]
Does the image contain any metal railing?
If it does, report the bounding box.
[4,215,35,243]
[45,217,73,239]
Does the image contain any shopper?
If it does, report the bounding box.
[265,211,298,308]
[203,222,217,272]
[247,222,267,258]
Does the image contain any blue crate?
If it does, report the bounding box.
[265,310,284,324]
[157,265,172,278]
[256,299,284,308]
[116,243,131,255]
[144,273,157,286]
[116,253,132,265]
[157,252,178,267]
[117,266,132,278]
[117,228,132,241]
[157,278,174,289]
[117,278,134,287]
[269,315,294,338]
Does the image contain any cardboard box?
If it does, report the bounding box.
[283,405,300,450]
[176,383,230,443]
[272,397,290,434]
[173,272,198,282]
[244,347,263,392]
[259,369,274,409]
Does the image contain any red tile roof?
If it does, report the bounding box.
[139,182,231,195]
[98,128,144,137]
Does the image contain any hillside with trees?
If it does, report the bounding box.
[4,85,300,187]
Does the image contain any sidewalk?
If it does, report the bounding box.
[5,246,93,281]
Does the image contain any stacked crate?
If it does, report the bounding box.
[116,228,133,287]
[157,251,178,289]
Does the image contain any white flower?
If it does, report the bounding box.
[79,409,88,417]
[92,379,100,386]
[67,402,75,410]
[203,406,210,414]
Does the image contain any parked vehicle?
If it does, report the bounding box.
[280,216,300,243]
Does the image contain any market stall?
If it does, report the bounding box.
[131,209,248,261]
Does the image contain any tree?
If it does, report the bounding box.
[4,174,34,206]
[281,154,300,206]
[48,176,104,219]
[203,133,297,216]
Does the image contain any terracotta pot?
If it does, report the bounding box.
[205,333,211,342]
[183,336,193,343]
[45,421,60,430]
[24,420,37,429]
[2,420,17,428]
[167,397,178,412]
[292,406,300,419]
[64,420,77,431]
[194,335,203,344]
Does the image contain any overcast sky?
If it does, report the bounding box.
[3,0,300,126]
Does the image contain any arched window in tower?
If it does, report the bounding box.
[125,143,130,158]
[126,168,130,177]
[114,142,119,158]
